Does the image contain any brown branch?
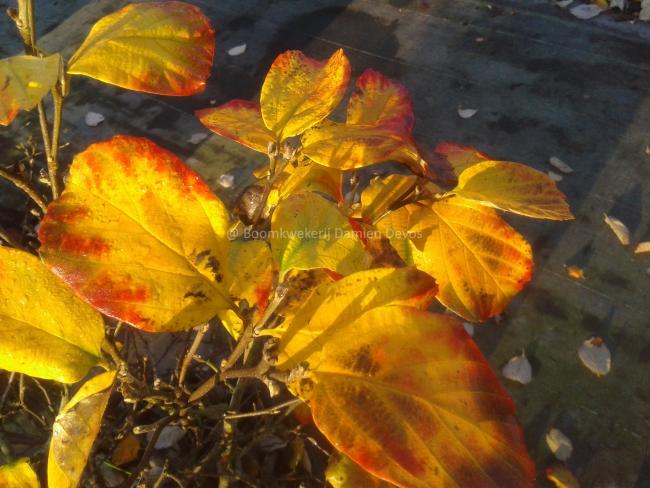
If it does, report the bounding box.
[178,323,210,387]
[0,168,47,212]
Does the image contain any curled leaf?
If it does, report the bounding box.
[603,214,630,245]
[502,351,533,385]
[68,2,214,95]
[578,337,611,376]
[434,142,491,176]
[0,54,61,126]
[48,371,116,488]
[0,247,104,383]
[39,136,233,332]
[452,160,574,220]
[545,428,573,461]
[261,49,350,139]
[457,107,478,119]
[549,156,573,174]
[197,100,275,153]
[0,458,40,487]
[270,192,371,279]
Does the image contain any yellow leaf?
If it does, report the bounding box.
[277,162,343,202]
[270,192,371,280]
[326,452,394,488]
[0,458,40,488]
[0,54,61,126]
[271,267,437,369]
[452,160,574,220]
[0,247,104,383]
[289,305,535,487]
[346,68,414,132]
[377,197,533,322]
[260,49,350,139]
[197,100,275,153]
[359,174,418,224]
[546,463,580,488]
[39,136,233,333]
[48,371,116,488]
[67,2,214,95]
[301,123,414,170]
[565,265,585,280]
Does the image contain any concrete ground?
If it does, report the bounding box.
[1,0,649,486]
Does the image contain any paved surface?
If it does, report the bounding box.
[1,1,650,486]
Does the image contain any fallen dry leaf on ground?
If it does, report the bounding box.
[228,43,247,56]
[565,265,585,280]
[457,106,478,119]
[570,3,603,19]
[546,428,573,461]
[604,214,630,245]
[578,337,611,376]
[549,156,573,174]
[634,242,650,254]
[546,463,580,488]
[502,351,533,384]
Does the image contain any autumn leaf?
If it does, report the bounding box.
[48,371,116,488]
[0,458,40,488]
[67,2,214,95]
[358,174,418,224]
[39,136,233,333]
[346,68,415,132]
[277,162,343,203]
[0,247,104,383]
[197,100,275,153]
[260,49,350,139]
[266,267,437,369]
[301,123,414,170]
[0,54,61,126]
[377,197,533,322]
[451,161,574,220]
[326,452,395,488]
[434,142,491,175]
[287,305,535,487]
[270,192,371,279]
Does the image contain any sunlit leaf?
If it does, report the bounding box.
[277,162,343,203]
[197,100,275,153]
[377,197,533,321]
[111,434,140,467]
[359,174,418,224]
[0,54,61,126]
[288,305,535,487]
[48,371,116,488]
[0,458,40,487]
[39,136,233,333]
[67,2,214,95]
[452,161,573,220]
[546,463,580,488]
[270,192,371,280]
[260,49,350,139]
[268,267,437,369]
[302,123,414,170]
[326,451,394,488]
[434,142,490,175]
[0,247,104,383]
[346,69,414,133]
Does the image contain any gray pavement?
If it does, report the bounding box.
[1,1,649,486]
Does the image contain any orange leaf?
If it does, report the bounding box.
[326,452,395,488]
[39,136,233,332]
[346,69,414,133]
[260,49,350,139]
[67,2,214,95]
[435,142,491,175]
[292,305,535,487]
[197,100,275,153]
[377,197,533,321]
[359,174,418,224]
[452,161,574,220]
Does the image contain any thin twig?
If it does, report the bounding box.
[36,102,52,160]
[0,168,47,212]
[0,372,15,411]
[222,398,301,420]
[48,85,63,199]
[178,323,210,387]
[120,415,176,488]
